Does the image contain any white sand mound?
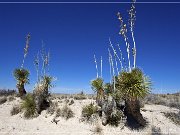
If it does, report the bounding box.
[0,97,179,135]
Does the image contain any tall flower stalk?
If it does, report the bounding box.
[21,33,30,68]
[101,56,103,78]
[129,0,136,68]
[117,44,123,70]
[94,54,99,78]
[108,48,115,93]
[117,12,131,72]
[109,38,122,72]
[34,52,40,82]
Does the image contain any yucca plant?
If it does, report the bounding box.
[13,68,29,97]
[91,78,104,106]
[33,75,53,114]
[116,68,151,126]
[104,83,113,96]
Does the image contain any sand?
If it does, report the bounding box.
[0,96,180,135]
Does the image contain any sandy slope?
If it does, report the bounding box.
[0,97,180,135]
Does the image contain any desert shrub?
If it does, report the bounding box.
[61,105,74,120]
[47,101,58,115]
[68,99,74,106]
[163,111,180,125]
[0,97,7,105]
[65,99,70,104]
[21,94,36,119]
[8,96,15,102]
[74,94,86,100]
[151,125,161,135]
[92,123,103,134]
[108,110,124,127]
[82,103,98,121]
[55,108,61,117]
[10,105,21,115]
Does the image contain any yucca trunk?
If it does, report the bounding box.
[125,99,146,126]
[96,88,104,106]
[17,84,26,97]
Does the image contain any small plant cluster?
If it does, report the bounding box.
[145,93,180,109]
[82,103,98,120]
[107,110,124,127]
[73,91,87,100]
[55,105,74,120]
[10,105,21,116]
[0,97,7,105]
[47,101,58,115]
[21,94,37,118]
[163,111,180,125]
[151,125,161,135]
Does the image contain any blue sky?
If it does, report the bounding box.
[0,1,180,94]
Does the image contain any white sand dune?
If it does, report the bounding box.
[0,97,180,135]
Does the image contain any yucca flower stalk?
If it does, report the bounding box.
[40,44,50,76]
[101,56,103,78]
[117,12,131,72]
[21,33,30,68]
[34,52,40,82]
[128,0,137,68]
[117,44,124,70]
[94,54,99,78]
[109,38,122,72]
[108,49,112,84]
[108,48,115,93]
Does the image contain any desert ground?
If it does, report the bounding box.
[0,94,180,135]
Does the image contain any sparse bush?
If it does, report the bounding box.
[65,99,69,104]
[163,111,180,125]
[151,125,161,135]
[55,108,61,117]
[8,96,15,102]
[93,123,103,134]
[82,103,98,121]
[74,94,86,100]
[0,97,7,105]
[68,99,74,106]
[108,110,124,127]
[11,105,21,115]
[21,94,37,119]
[61,105,74,120]
[47,101,58,115]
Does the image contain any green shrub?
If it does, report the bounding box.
[0,97,7,105]
[93,123,103,134]
[82,103,98,121]
[68,99,74,106]
[8,96,15,102]
[108,110,124,127]
[10,105,21,115]
[151,125,161,135]
[47,101,58,115]
[55,108,61,117]
[21,94,36,119]
[163,111,180,125]
[61,105,74,120]
[74,94,86,100]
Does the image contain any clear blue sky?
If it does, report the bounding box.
[0,1,180,94]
